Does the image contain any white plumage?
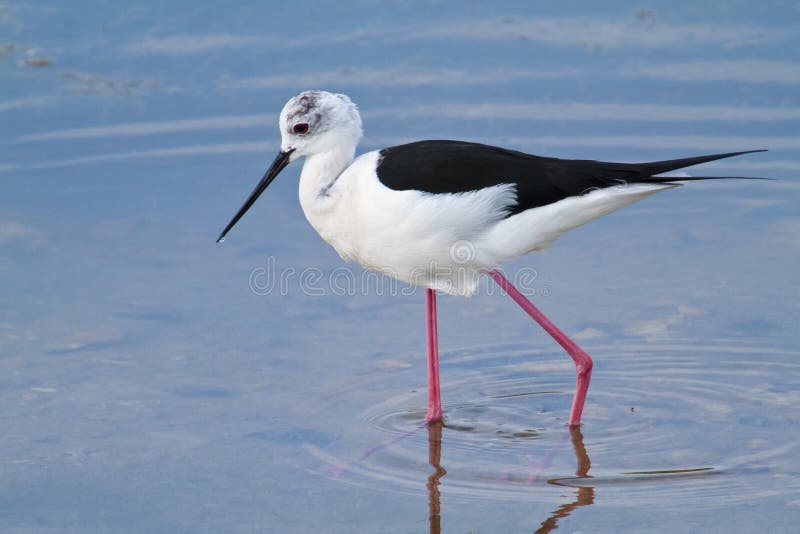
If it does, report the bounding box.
[288,93,674,295]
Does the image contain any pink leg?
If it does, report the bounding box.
[425,288,443,423]
[489,270,593,427]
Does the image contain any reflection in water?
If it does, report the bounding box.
[535,427,594,534]
[426,422,446,534]
[424,424,594,534]
[305,340,797,525]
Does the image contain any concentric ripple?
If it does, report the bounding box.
[306,339,800,505]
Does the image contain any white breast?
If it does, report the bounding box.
[299,151,519,295]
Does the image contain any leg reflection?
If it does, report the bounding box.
[427,422,446,534]
[535,426,594,534]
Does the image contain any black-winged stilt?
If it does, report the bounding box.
[217,90,764,427]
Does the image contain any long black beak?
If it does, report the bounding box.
[216,149,294,243]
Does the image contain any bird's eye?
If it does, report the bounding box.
[292,123,309,135]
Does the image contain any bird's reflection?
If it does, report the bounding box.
[535,426,594,534]
[426,422,446,534]
[424,424,594,534]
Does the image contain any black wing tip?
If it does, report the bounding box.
[707,149,768,157]
[647,175,775,184]
[731,149,768,156]
[640,149,770,179]
[652,150,772,181]
[709,175,774,181]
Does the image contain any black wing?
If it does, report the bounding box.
[376,140,765,216]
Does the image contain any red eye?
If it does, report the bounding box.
[292,122,309,135]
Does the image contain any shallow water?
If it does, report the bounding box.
[2,1,799,532]
[310,341,800,515]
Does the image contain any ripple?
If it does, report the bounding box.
[307,339,800,505]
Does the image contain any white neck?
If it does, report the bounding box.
[298,144,356,216]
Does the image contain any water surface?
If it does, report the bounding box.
[2,1,799,532]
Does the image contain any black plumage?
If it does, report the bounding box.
[376,140,765,216]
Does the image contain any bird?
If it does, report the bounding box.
[217,90,764,427]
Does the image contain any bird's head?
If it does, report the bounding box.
[279,90,363,160]
[216,90,362,243]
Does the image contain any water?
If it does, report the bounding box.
[2,1,799,532]
[315,342,798,500]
